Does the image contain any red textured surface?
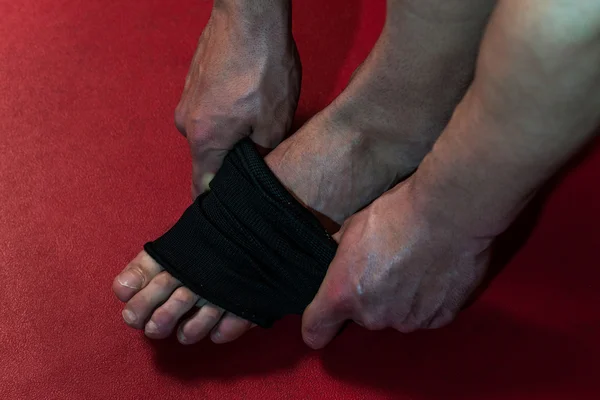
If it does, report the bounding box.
[1,0,599,399]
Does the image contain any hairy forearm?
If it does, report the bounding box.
[410,0,600,237]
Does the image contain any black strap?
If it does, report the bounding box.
[144,139,338,327]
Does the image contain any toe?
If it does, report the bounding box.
[113,251,163,302]
[177,303,224,345]
[144,287,199,339]
[122,270,181,329]
[210,313,254,344]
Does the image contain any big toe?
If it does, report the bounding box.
[112,251,163,302]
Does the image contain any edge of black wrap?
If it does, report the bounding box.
[144,138,338,328]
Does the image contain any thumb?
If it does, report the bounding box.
[331,229,342,244]
[191,149,224,198]
[191,133,277,199]
[332,217,353,243]
[302,272,348,349]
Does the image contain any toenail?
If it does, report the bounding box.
[177,327,188,344]
[122,309,137,324]
[118,271,143,289]
[145,321,159,334]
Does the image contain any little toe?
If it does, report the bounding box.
[113,251,163,302]
[145,287,199,339]
[177,303,225,345]
[210,313,254,344]
[122,270,181,329]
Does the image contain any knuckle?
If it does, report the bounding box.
[200,305,223,322]
[428,309,456,329]
[339,277,362,303]
[173,108,219,149]
[174,106,186,134]
[188,126,218,149]
[391,311,418,333]
[360,314,387,331]
[153,271,178,289]
[171,287,197,306]
[394,323,419,334]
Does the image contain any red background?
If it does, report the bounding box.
[1,0,599,399]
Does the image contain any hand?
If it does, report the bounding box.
[302,178,494,349]
[303,0,600,350]
[175,1,300,197]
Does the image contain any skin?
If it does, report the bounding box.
[175,0,300,198]
[114,0,600,347]
[302,0,600,348]
[113,0,494,344]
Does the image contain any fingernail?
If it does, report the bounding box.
[211,330,222,343]
[201,173,215,191]
[145,321,159,335]
[117,271,142,289]
[122,309,137,324]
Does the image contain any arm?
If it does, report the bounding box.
[413,0,600,238]
[302,0,600,349]
[175,0,299,197]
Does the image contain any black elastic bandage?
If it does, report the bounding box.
[144,139,338,327]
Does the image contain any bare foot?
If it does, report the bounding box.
[112,0,494,344]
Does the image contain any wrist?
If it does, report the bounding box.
[408,93,538,239]
[210,0,293,49]
[409,160,530,241]
[213,0,291,27]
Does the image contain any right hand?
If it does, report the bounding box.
[175,1,301,198]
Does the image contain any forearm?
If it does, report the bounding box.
[206,0,293,63]
[410,0,600,237]
[212,0,291,27]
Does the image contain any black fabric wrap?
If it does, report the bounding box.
[144,138,338,327]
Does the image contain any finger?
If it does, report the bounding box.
[301,267,350,349]
[331,224,347,243]
[112,251,164,302]
[427,309,455,330]
[332,215,354,243]
[191,127,281,194]
[302,301,346,349]
[191,146,227,196]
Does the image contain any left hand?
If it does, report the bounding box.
[302,178,494,349]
